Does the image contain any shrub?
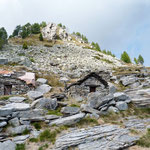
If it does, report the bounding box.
[22,42,28,49]
[76,32,81,37]
[31,23,40,34]
[22,128,30,135]
[32,122,41,130]
[39,33,43,41]
[29,138,39,142]
[0,27,7,49]
[58,23,62,27]
[38,144,48,150]
[40,21,47,28]
[12,25,21,37]
[121,51,131,63]
[134,57,138,64]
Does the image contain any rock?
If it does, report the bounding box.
[0,58,8,65]
[31,130,42,138]
[45,115,60,120]
[36,78,48,84]
[129,82,140,89]
[0,121,7,128]
[114,92,131,102]
[34,98,58,110]
[12,109,45,119]
[81,104,101,115]
[116,101,128,111]
[54,125,139,150]
[0,117,7,121]
[13,135,29,144]
[61,107,80,116]
[51,93,66,101]
[108,82,116,94]
[107,106,119,113]
[9,118,20,127]
[120,76,138,86]
[27,91,43,100]
[88,93,114,109]
[9,97,26,103]
[49,113,85,126]
[126,88,150,107]
[35,84,52,94]
[0,140,16,150]
[74,96,83,102]
[0,107,13,117]
[59,77,69,83]
[7,125,32,135]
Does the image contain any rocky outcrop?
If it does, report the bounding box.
[54,125,139,150]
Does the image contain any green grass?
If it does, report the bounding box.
[47,107,62,116]
[32,122,42,130]
[0,96,10,101]
[29,57,35,63]
[16,144,25,150]
[22,128,30,135]
[70,104,80,107]
[29,138,39,142]
[38,144,48,150]
[137,129,150,147]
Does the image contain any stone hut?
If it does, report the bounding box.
[0,70,35,95]
[65,72,109,98]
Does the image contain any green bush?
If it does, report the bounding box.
[12,25,21,37]
[29,138,39,142]
[31,23,40,34]
[138,55,144,65]
[32,122,41,130]
[58,23,62,27]
[22,42,28,49]
[121,51,131,63]
[134,57,138,64]
[0,27,7,49]
[40,21,47,28]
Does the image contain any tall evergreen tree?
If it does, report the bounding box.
[0,27,7,49]
[138,55,144,65]
[121,51,131,63]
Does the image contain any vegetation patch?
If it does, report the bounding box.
[38,144,48,150]
[29,138,39,143]
[0,96,10,101]
[16,144,25,150]
[22,128,30,135]
[137,129,150,148]
[47,107,62,116]
[32,122,42,130]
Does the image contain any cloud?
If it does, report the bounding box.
[0,0,150,65]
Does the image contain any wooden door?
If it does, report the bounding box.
[90,86,96,93]
[4,85,12,95]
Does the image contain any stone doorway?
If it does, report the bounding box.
[90,86,96,93]
[4,85,12,95]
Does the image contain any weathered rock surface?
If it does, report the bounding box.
[116,101,128,111]
[61,106,80,116]
[9,97,26,103]
[120,76,138,86]
[54,125,139,150]
[9,118,20,127]
[49,113,85,126]
[114,92,131,102]
[0,140,16,150]
[13,135,30,144]
[35,84,52,94]
[36,78,48,84]
[27,91,43,100]
[35,98,58,110]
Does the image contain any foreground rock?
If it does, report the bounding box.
[9,97,26,103]
[27,91,43,100]
[54,125,139,150]
[61,106,80,116]
[0,140,16,150]
[35,84,52,94]
[49,113,85,126]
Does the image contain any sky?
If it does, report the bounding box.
[0,0,150,66]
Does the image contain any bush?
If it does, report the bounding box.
[39,33,43,41]
[40,21,47,28]
[12,25,21,37]
[22,42,28,49]
[32,122,41,130]
[121,51,131,63]
[76,32,81,37]
[31,23,40,34]
[0,27,7,49]
[58,23,62,27]
[134,57,138,64]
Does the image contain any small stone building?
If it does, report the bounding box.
[0,71,35,95]
[65,72,109,98]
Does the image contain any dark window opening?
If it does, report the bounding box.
[4,85,12,95]
[90,86,96,93]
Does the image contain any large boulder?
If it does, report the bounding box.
[35,84,52,94]
[61,107,80,116]
[49,113,85,126]
[27,91,43,100]
[88,93,114,109]
[120,76,138,86]
[116,101,128,111]
[34,98,58,110]
[114,92,131,103]
[0,140,16,150]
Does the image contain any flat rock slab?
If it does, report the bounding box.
[9,97,26,103]
[61,106,80,116]
[36,78,48,84]
[0,140,16,150]
[13,135,30,144]
[35,84,52,94]
[27,91,43,100]
[49,113,85,126]
[54,125,139,150]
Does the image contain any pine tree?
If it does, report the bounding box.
[134,58,138,64]
[31,23,40,34]
[121,51,131,63]
[95,43,101,51]
[138,55,144,65]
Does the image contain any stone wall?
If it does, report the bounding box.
[0,76,34,95]
[67,77,109,98]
